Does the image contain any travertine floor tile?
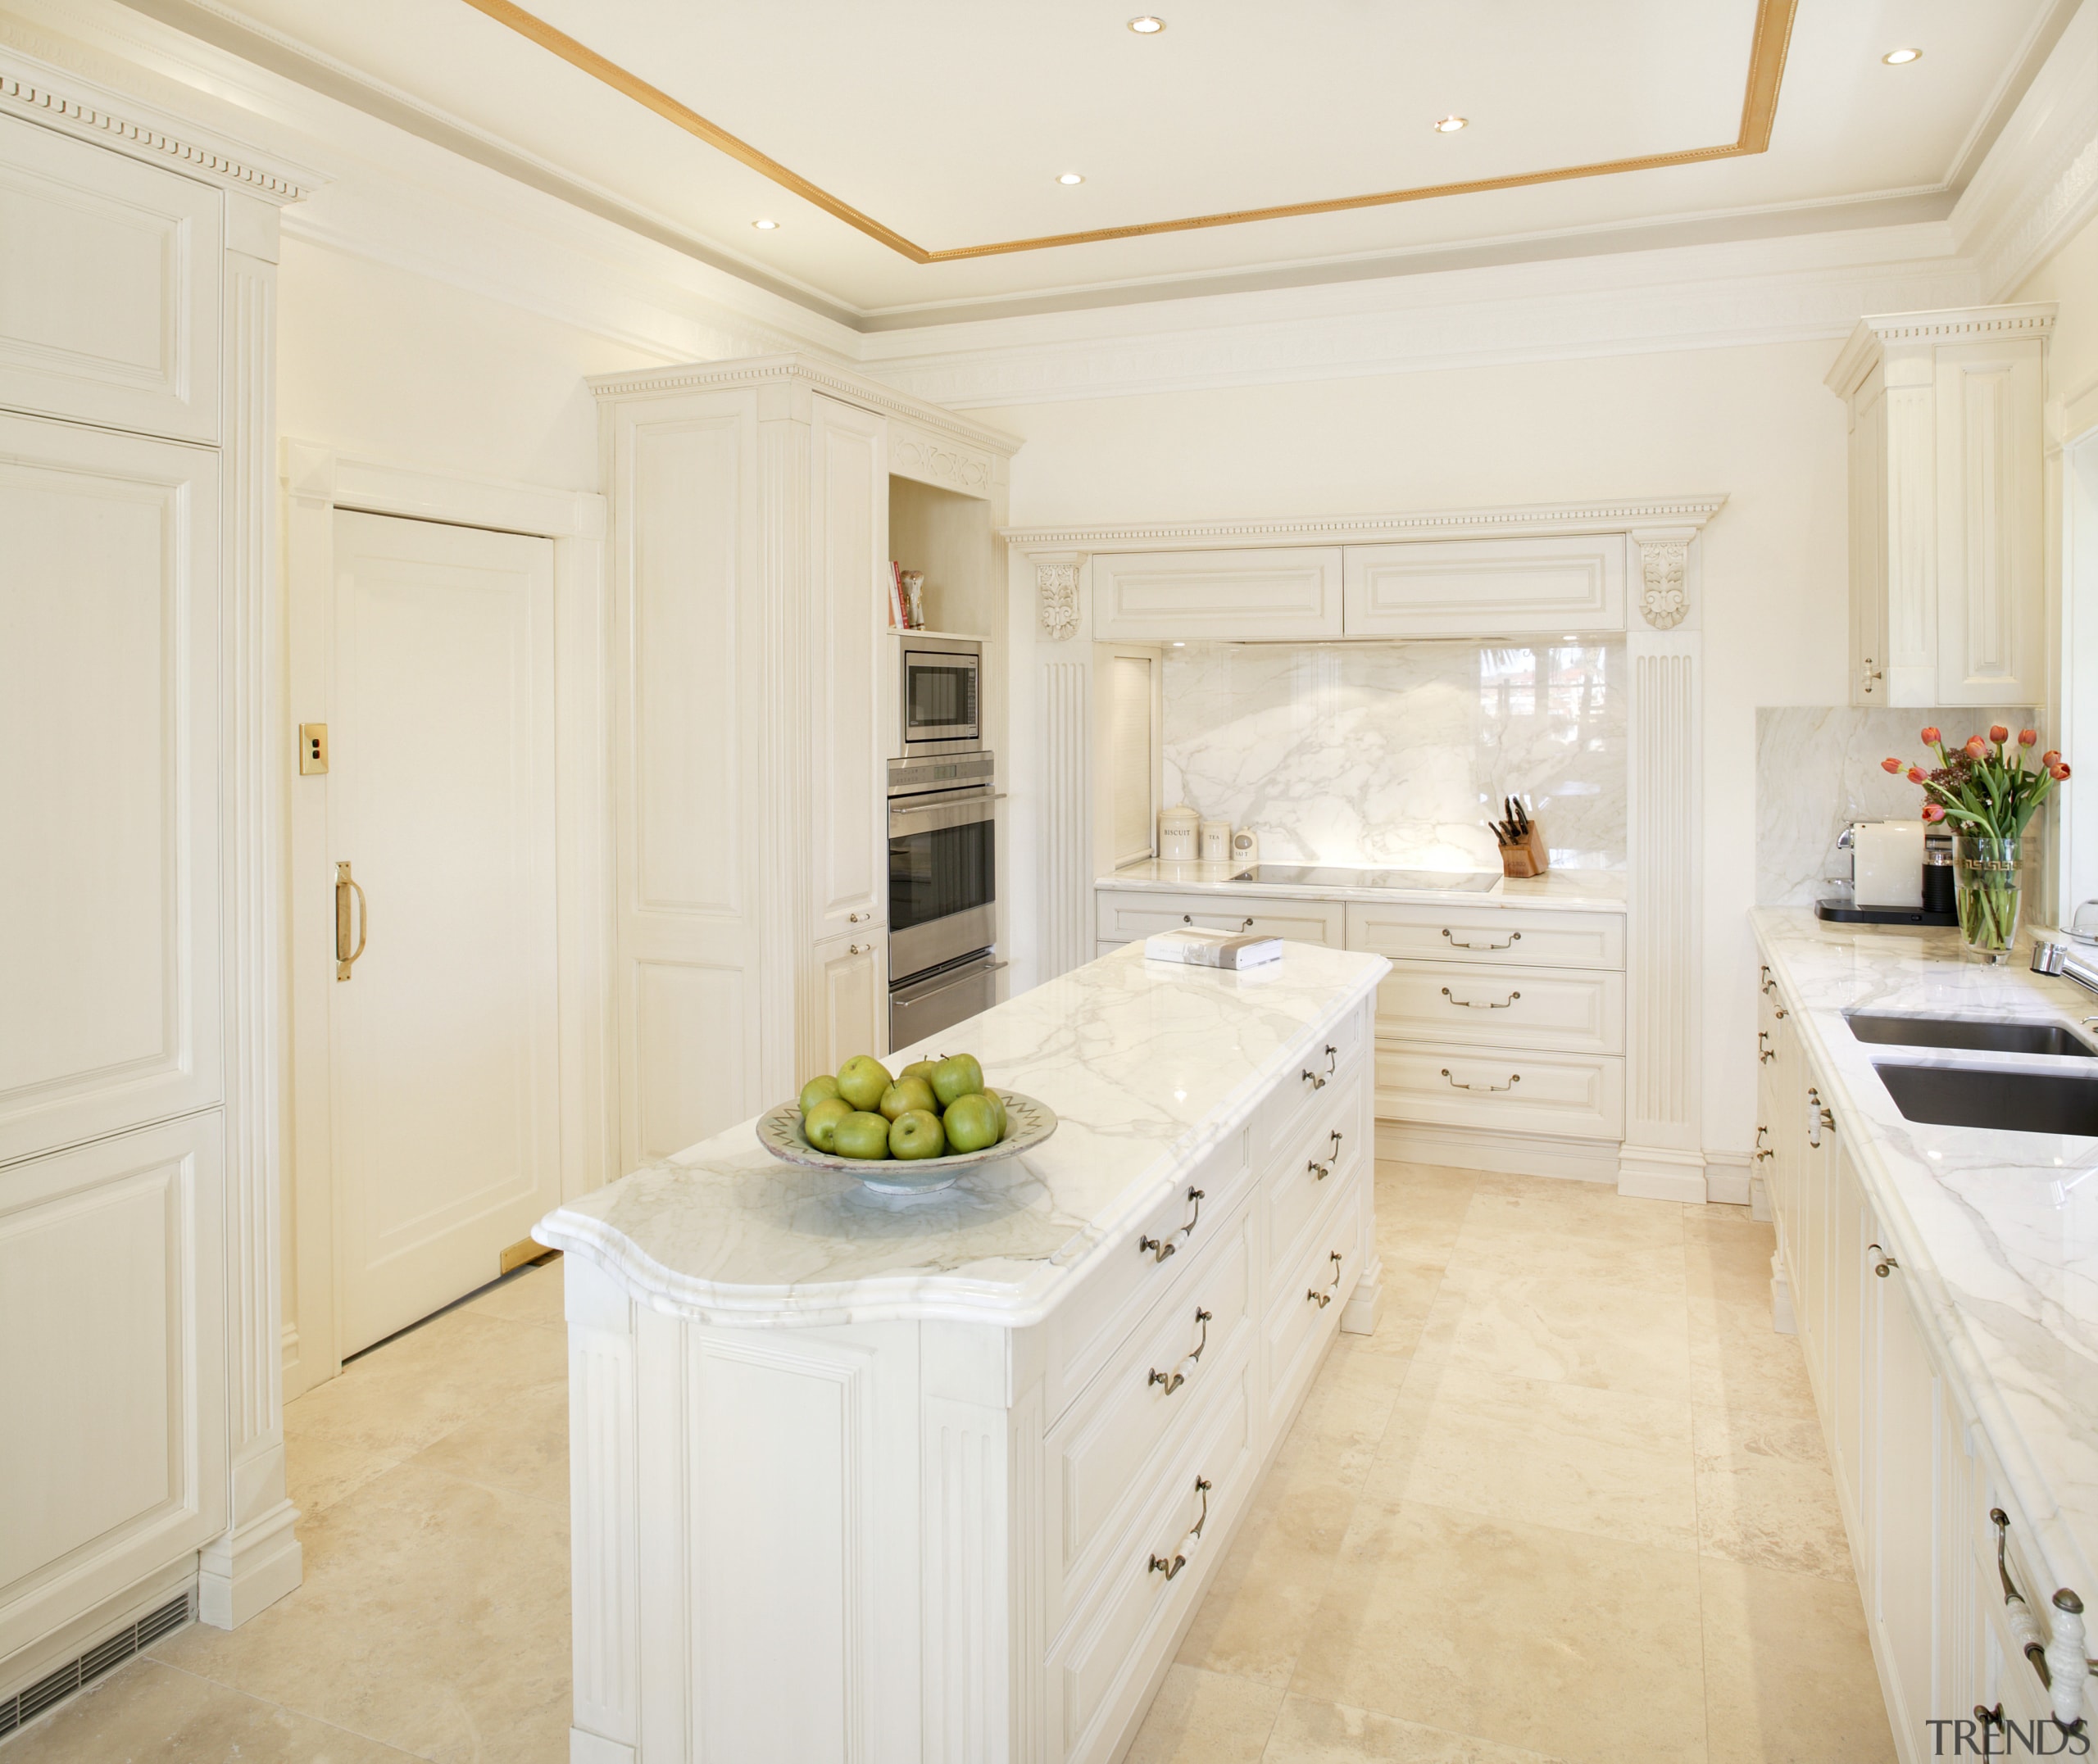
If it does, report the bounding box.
[1263,1694,1570,1762]
[1126,1664,1284,1764]
[1373,1368,1699,1553]
[409,1379,570,1508]
[1686,1235,1781,1307]
[152,1458,570,1764]
[1442,1272,1692,1402]
[1688,1290,1818,1422]
[463,1254,565,1329]
[2,1657,418,1763]
[1692,1403,1854,1580]
[1699,1556,1895,1763]
[1448,1206,1690,1297]
[1291,1499,1707,1764]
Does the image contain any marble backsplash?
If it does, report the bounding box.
[1755,705,2037,905]
[1160,639,1627,871]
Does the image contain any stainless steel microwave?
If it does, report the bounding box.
[899,634,981,757]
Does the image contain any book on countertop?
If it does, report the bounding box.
[887,561,908,630]
[1143,927,1283,969]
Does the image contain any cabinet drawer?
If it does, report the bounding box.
[1265,1077,1365,1284]
[1264,1177,1363,1433]
[1095,888,1346,949]
[1343,535,1627,637]
[1374,959,1623,1054]
[1256,1004,1369,1163]
[1374,1045,1624,1140]
[1045,1204,1254,1625]
[1347,900,1623,971]
[1046,1351,1260,1763]
[1042,1127,1252,1424]
[1092,546,1342,642]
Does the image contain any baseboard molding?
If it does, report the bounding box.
[1617,1145,1710,1203]
[1703,1150,1754,1207]
[197,1501,302,1630]
[1374,1118,1619,1183]
[570,1730,638,1764]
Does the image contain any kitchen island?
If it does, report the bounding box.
[534,940,1388,1764]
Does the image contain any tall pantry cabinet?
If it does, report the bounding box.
[593,356,1017,1174]
[0,56,311,1703]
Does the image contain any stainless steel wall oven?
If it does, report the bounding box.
[887,747,1001,1046]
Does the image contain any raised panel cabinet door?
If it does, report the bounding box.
[817,936,882,1072]
[1934,342,2044,705]
[1849,375,1891,706]
[610,389,766,1166]
[1831,1142,1869,1546]
[1342,535,1627,637]
[0,112,222,442]
[1092,547,1342,641]
[0,1113,225,1663]
[809,396,886,941]
[328,512,563,1354]
[0,412,221,1166]
[1872,1237,1942,1753]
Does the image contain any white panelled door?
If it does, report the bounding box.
[326,511,561,1354]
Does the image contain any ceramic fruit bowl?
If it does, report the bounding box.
[756,1091,1056,1194]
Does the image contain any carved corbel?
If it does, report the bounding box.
[1033,551,1087,641]
[1630,528,1698,630]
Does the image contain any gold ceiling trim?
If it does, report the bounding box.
[460,0,1796,265]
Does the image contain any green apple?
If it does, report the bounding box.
[889,1109,946,1159]
[981,1087,1009,1140]
[879,1077,938,1122]
[836,1054,893,1113]
[803,1095,852,1151]
[942,1092,999,1154]
[930,1053,984,1109]
[798,1074,842,1117]
[832,1109,892,1159]
[900,1059,942,1082]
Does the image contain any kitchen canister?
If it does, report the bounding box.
[1198,819,1232,861]
[1231,827,1260,865]
[1158,805,1199,861]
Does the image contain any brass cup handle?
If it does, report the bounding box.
[1148,1476,1213,1580]
[334,861,369,982]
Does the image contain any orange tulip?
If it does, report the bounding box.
[1990,725,2010,743]
[2044,750,2062,766]
[1907,767,1927,784]
[1922,802,1946,822]
[1965,736,1989,759]
[2020,729,2039,746]
[2054,763,2073,782]
[1919,727,1941,744]
[1881,756,1901,773]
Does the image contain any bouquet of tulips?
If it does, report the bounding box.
[1882,726,2069,953]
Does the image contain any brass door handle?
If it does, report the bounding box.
[335,861,369,981]
[1442,986,1519,1009]
[1441,1068,1519,1093]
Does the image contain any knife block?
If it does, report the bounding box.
[1499,819,1549,879]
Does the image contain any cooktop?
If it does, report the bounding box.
[1228,865,1503,894]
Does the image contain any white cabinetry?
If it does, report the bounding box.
[0,61,309,1697]
[1827,306,2054,708]
[1343,534,1625,636]
[597,358,1016,1165]
[1092,546,1342,642]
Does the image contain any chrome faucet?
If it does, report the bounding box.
[2031,940,2098,997]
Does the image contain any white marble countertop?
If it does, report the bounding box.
[1098,859,1627,914]
[534,941,1389,1330]
[1754,909,2098,1602]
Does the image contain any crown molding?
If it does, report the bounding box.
[1952,0,2098,300]
[0,36,320,199]
[1824,300,2059,396]
[1001,496,1728,555]
[588,352,1022,457]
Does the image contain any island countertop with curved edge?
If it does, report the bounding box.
[532,940,1391,1330]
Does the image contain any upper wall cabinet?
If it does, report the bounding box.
[1092,546,1342,641]
[1828,305,2053,709]
[1344,534,1626,637]
[0,112,222,444]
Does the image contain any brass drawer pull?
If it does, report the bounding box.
[1990,1508,2094,1732]
[1147,1476,1213,1580]
[1309,1159,1330,1181]
[1441,1068,1519,1093]
[1868,1243,1897,1278]
[1754,1126,1773,1163]
[1149,1308,1213,1395]
[1758,1031,1775,1063]
[334,860,369,981]
[1139,1187,1205,1263]
[1307,1249,1343,1308]
[1301,1044,1337,1090]
[1442,986,1519,1009]
[1805,1086,1825,1149]
[1443,927,1520,951]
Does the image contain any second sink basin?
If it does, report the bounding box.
[1846,1012,2096,1058]
[1876,1062,2098,1136]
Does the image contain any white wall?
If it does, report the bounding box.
[979,339,1853,1160]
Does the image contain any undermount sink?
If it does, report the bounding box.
[1845,1012,2096,1059]
[1875,1062,2098,1136]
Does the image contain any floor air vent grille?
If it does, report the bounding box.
[0,1591,191,1738]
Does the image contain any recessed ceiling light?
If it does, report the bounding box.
[1433,114,1469,134]
[1057,172,1085,185]
[1882,47,1922,65]
[1128,16,1165,34]
[752,218,779,230]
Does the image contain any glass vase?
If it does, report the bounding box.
[1953,836,2023,961]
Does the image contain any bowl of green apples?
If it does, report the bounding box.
[756,1051,1056,1195]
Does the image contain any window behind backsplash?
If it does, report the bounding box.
[1160,639,1628,871]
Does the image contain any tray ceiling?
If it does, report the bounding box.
[128,0,2064,324]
